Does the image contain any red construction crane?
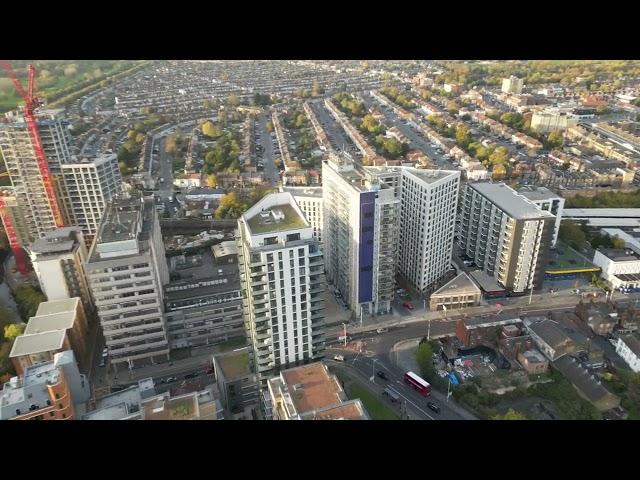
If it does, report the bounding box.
[0,61,66,273]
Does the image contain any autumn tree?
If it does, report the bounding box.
[202,120,222,139]
[227,94,240,107]
[3,323,25,342]
[491,409,527,420]
[207,174,218,188]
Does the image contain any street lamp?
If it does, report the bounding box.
[528,282,535,306]
[342,323,347,348]
[427,318,432,341]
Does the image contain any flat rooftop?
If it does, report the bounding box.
[280,363,345,415]
[598,248,640,262]
[35,297,79,317]
[246,203,307,235]
[563,208,640,218]
[469,182,555,220]
[211,240,238,259]
[25,311,75,335]
[619,334,640,357]
[281,186,323,199]
[518,185,562,201]
[9,330,66,358]
[304,399,369,420]
[142,393,200,420]
[215,350,251,380]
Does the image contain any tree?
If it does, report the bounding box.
[266,121,274,133]
[207,174,218,188]
[13,285,46,321]
[165,135,177,155]
[227,94,240,107]
[596,105,609,115]
[455,125,471,148]
[3,323,25,342]
[214,192,249,219]
[446,100,459,114]
[491,409,527,420]
[488,146,509,166]
[312,81,324,97]
[135,133,146,144]
[201,120,222,139]
[546,131,564,149]
[294,114,307,129]
[612,235,626,249]
[559,220,587,250]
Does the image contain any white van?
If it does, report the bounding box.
[333,355,345,362]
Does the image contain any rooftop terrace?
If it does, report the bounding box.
[246,203,307,235]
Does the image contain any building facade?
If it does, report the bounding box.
[615,334,640,373]
[59,154,122,246]
[501,76,524,95]
[238,192,326,385]
[322,155,399,317]
[86,193,170,369]
[0,110,71,244]
[459,182,555,293]
[28,227,92,311]
[518,186,564,248]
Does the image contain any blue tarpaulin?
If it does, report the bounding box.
[448,373,459,385]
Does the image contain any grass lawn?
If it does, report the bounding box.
[334,369,400,420]
[246,203,307,234]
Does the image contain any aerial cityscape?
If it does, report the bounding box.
[1,59,639,421]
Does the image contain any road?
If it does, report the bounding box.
[256,113,280,185]
[309,100,361,158]
[362,92,449,167]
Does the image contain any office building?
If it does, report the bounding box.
[518,186,564,247]
[0,109,71,244]
[0,350,89,420]
[59,154,122,246]
[266,362,369,420]
[28,227,92,310]
[501,75,524,95]
[164,256,244,349]
[213,349,260,419]
[459,182,555,293]
[280,186,323,242]
[592,248,640,291]
[85,193,170,369]
[322,154,399,317]
[237,192,326,384]
[10,297,89,375]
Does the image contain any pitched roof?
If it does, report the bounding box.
[432,272,481,297]
[528,320,572,349]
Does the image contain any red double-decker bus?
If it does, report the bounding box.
[404,371,431,397]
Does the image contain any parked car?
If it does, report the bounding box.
[376,371,388,380]
[427,402,441,414]
[402,301,414,310]
[333,355,346,362]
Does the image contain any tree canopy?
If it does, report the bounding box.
[491,409,527,420]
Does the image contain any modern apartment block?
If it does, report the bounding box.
[0,350,90,420]
[322,154,399,317]
[395,168,460,295]
[59,154,122,246]
[459,182,555,293]
[237,192,326,385]
[28,227,92,311]
[501,75,524,95]
[86,193,170,369]
[0,109,71,244]
[518,186,565,248]
[280,186,323,242]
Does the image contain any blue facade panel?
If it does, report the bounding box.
[358,192,375,304]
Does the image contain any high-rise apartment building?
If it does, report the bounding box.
[501,75,524,95]
[85,193,170,369]
[280,186,323,242]
[237,192,326,384]
[59,154,122,246]
[459,182,555,293]
[28,227,92,311]
[0,110,71,244]
[517,186,565,248]
[395,168,460,295]
[322,154,399,317]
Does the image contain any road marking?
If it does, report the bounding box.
[387,386,434,420]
